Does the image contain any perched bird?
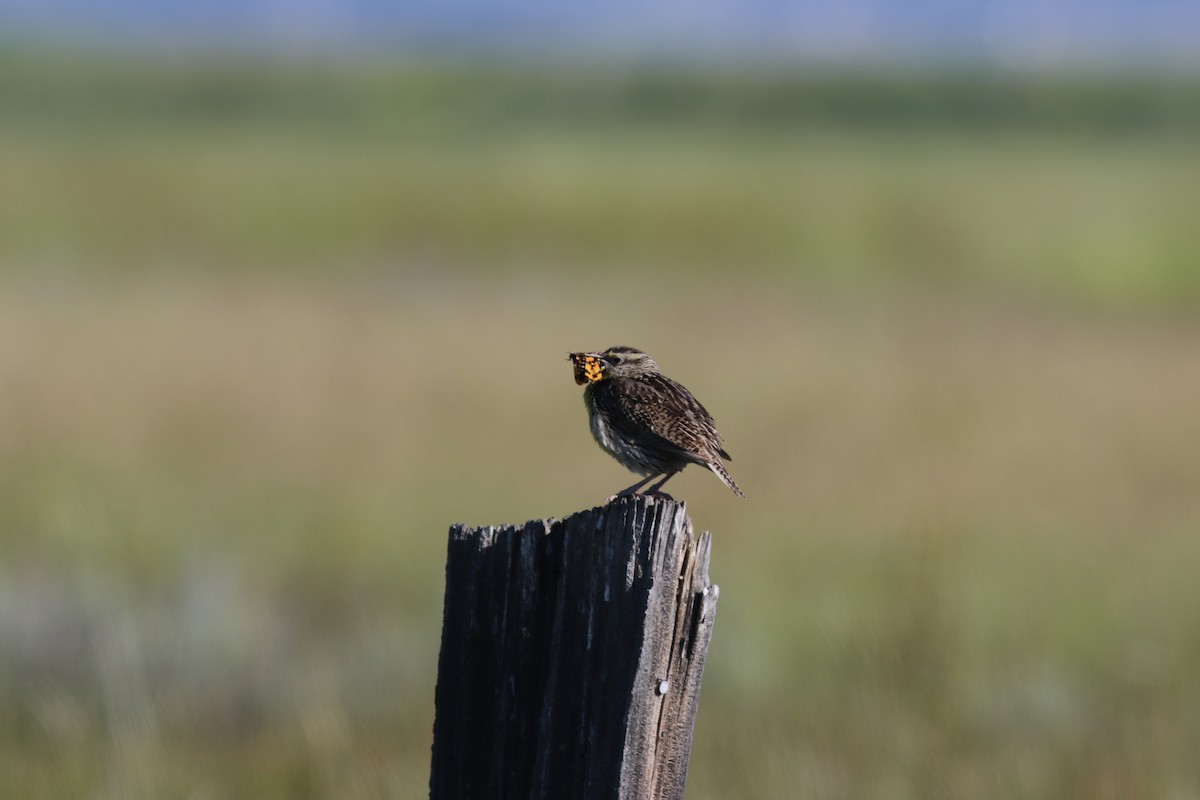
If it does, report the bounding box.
[569,346,744,499]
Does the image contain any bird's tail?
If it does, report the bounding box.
[707,460,746,498]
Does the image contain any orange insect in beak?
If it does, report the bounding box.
[569,353,606,385]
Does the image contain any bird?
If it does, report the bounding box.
[568,346,744,499]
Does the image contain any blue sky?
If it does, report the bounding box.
[2,0,1198,64]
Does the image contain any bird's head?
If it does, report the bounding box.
[568,346,659,384]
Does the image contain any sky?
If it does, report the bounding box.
[2,0,1198,65]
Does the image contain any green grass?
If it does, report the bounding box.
[5,127,1199,307]
[2,54,1200,308]
[3,55,1200,798]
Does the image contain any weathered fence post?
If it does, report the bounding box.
[430,494,719,800]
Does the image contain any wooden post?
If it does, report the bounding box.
[430,495,719,800]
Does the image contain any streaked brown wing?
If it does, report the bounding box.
[611,374,727,461]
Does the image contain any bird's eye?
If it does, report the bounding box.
[606,353,622,364]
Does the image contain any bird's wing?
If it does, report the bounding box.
[612,375,728,462]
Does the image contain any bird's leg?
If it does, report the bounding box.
[643,470,681,496]
[610,474,660,501]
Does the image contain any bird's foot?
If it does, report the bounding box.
[605,489,676,504]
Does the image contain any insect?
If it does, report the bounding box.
[571,353,605,385]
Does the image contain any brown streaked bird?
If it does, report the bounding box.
[569,346,744,499]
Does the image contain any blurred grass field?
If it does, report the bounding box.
[2,53,1200,798]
